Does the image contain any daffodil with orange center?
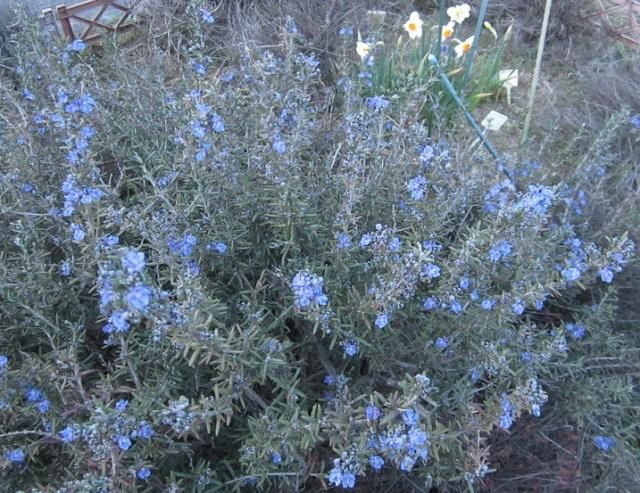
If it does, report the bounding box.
[441,21,455,41]
[403,11,424,40]
[356,41,372,61]
[454,35,474,58]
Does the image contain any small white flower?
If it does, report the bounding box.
[403,11,424,40]
[447,4,471,24]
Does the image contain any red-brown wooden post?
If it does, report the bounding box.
[56,5,75,41]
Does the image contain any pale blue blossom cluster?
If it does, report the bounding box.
[97,245,154,340]
[291,271,329,309]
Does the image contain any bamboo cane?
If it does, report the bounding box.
[521,0,553,147]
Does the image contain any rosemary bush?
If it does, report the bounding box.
[0,3,637,491]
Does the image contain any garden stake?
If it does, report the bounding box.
[521,0,553,147]
[461,0,490,87]
[429,55,513,183]
[435,0,448,62]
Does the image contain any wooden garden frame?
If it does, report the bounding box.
[584,0,640,49]
[43,0,139,44]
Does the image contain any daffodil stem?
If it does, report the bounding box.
[435,0,447,62]
[462,0,490,87]
[521,0,553,147]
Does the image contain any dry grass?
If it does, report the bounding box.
[468,0,589,44]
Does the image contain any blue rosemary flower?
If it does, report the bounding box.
[59,425,79,443]
[366,95,390,111]
[366,405,381,421]
[566,322,585,340]
[593,435,616,452]
[70,223,86,243]
[122,250,145,274]
[423,297,439,310]
[116,435,132,450]
[374,312,389,329]
[65,94,96,114]
[37,400,50,414]
[511,300,525,315]
[599,267,613,283]
[344,341,359,357]
[60,260,72,277]
[499,393,514,430]
[6,448,25,464]
[435,337,449,350]
[359,233,373,248]
[168,233,197,257]
[25,388,44,403]
[69,39,86,52]
[291,271,328,309]
[402,408,419,427]
[480,298,496,311]
[132,421,154,440]
[328,459,357,488]
[199,8,215,24]
[407,175,427,201]
[272,136,287,154]
[210,112,225,133]
[489,240,512,262]
[369,455,384,470]
[336,233,352,250]
[206,242,228,254]
[126,284,153,312]
[561,267,581,282]
[108,311,130,333]
[421,263,441,280]
[115,399,129,412]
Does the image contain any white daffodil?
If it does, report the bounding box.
[403,11,424,40]
[356,41,372,61]
[454,35,474,58]
[447,4,471,24]
[441,21,455,41]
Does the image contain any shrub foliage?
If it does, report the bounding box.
[0,3,638,492]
